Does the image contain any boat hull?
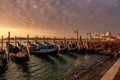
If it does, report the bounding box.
[59,47,68,53]
[11,52,29,63]
[68,47,78,53]
[30,48,58,55]
[78,47,86,53]
[86,48,95,53]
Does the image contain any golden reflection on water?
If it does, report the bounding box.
[74,57,81,65]
[84,54,90,60]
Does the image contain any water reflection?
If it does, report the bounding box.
[84,54,90,60]
[0,65,7,80]
[0,53,112,80]
[74,57,81,65]
[17,63,31,80]
[50,54,67,65]
[61,52,78,59]
[34,55,56,65]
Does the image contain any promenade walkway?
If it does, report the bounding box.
[101,58,120,80]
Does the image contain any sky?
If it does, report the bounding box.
[0,0,120,38]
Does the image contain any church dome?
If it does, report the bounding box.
[105,31,112,37]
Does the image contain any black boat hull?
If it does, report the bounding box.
[59,47,68,53]
[78,47,86,53]
[12,54,29,63]
[68,47,78,53]
[30,48,58,55]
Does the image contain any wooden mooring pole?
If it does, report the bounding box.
[1,36,3,49]
[7,32,10,60]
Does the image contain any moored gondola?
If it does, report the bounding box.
[44,40,68,53]
[68,42,78,52]
[7,42,30,63]
[58,44,68,53]
[30,45,58,55]
[6,34,30,63]
[12,42,30,63]
[29,41,58,55]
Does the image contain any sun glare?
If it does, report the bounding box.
[0,27,55,38]
[0,27,21,37]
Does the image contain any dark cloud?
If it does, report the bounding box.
[0,0,120,37]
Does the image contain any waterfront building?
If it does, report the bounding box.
[93,31,114,41]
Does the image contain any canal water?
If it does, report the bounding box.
[0,52,112,80]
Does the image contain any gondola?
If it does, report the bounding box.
[6,43,30,63]
[68,43,78,52]
[59,44,68,53]
[42,41,68,53]
[0,48,7,69]
[29,41,58,55]
[14,42,29,62]
[30,45,58,55]
[44,41,68,53]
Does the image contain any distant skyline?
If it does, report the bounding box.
[0,0,120,38]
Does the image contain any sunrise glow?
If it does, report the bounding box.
[0,27,67,38]
[0,27,39,37]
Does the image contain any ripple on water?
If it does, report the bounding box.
[0,53,112,80]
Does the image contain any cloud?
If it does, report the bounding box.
[0,0,120,37]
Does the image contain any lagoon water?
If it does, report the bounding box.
[0,52,111,80]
